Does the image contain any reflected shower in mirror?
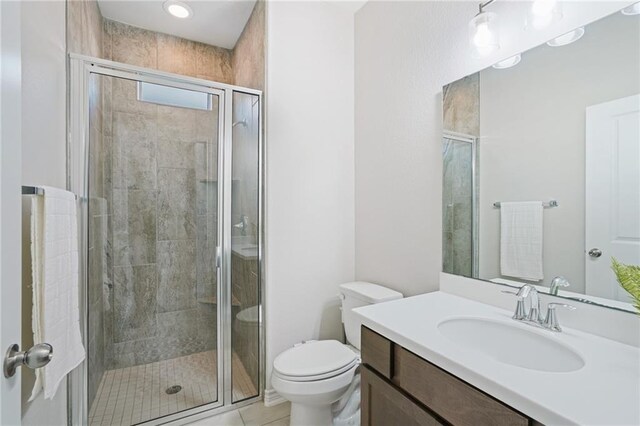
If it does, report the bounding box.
[442,7,640,312]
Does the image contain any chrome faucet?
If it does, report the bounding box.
[549,276,570,296]
[503,284,575,332]
[233,215,250,236]
[515,285,542,323]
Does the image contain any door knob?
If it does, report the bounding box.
[588,248,602,258]
[3,343,53,378]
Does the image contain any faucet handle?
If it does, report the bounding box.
[543,303,576,332]
[501,290,527,320]
[547,303,576,310]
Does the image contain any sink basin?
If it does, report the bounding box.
[438,317,585,373]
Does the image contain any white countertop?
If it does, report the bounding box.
[353,292,640,426]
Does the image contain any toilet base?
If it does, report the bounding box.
[290,402,333,426]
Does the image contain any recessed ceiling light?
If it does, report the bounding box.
[621,2,640,15]
[492,54,521,69]
[163,0,192,19]
[547,27,585,47]
[528,0,563,29]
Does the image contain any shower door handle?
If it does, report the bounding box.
[216,246,221,269]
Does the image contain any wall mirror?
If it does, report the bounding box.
[442,6,639,313]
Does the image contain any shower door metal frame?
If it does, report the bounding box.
[443,131,479,278]
[68,54,264,426]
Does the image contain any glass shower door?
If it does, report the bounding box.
[230,91,261,402]
[442,134,477,278]
[86,71,223,425]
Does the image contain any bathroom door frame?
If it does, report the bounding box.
[68,54,264,425]
[443,131,479,278]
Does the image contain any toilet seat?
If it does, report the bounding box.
[273,340,357,382]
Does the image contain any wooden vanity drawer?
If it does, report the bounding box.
[362,365,445,426]
[392,347,530,426]
[361,326,393,379]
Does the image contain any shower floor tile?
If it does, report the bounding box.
[89,351,257,425]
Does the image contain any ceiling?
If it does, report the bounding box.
[97,0,257,49]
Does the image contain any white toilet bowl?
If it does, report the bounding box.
[271,282,403,426]
[271,340,359,426]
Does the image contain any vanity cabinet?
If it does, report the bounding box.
[361,326,535,426]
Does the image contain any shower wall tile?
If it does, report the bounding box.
[67,0,84,54]
[157,240,197,313]
[157,140,196,170]
[111,78,157,116]
[196,215,217,296]
[67,0,102,57]
[106,20,158,69]
[112,189,157,266]
[157,309,198,339]
[443,73,480,136]
[197,304,217,350]
[231,0,265,90]
[113,265,158,343]
[196,182,218,215]
[194,142,218,182]
[195,108,220,144]
[113,112,158,190]
[157,106,196,142]
[157,168,196,240]
[87,297,104,407]
[195,43,234,84]
[157,33,196,75]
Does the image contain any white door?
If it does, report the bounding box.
[1,1,23,424]
[586,94,640,302]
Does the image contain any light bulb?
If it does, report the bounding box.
[528,0,562,29]
[469,12,500,57]
[532,0,557,17]
[474,23,492,47]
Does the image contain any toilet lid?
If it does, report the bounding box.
[273,340,357,382]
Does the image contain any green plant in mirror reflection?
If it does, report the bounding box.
[612,258,640,314]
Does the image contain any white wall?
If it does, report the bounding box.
[354,1,632,297]
[478,12,640,292]
[265,1,355,390]
[20,1,68,425]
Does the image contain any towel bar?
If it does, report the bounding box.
[493,200,558,208]
[21,186,45,196]
[22,185,80,200]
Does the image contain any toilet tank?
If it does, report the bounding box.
[339,282,403,350]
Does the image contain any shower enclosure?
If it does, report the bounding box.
[68,55,263,425]
[442,132,478,278]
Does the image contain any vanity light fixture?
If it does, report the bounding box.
[528,0,563,29]
[546,27,585,47]
[163,0,193,19]
[621,2,640,15]
[469,0,500,57]
[492,54,521,69]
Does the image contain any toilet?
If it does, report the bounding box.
[271,282,403,426]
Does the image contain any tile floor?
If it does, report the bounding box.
[187,401,291,426]
[89,350,257,425]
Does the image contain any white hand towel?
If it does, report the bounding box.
[30,186,85,400]
[500,201,544,281]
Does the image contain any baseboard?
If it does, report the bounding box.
[263,388,286,407]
